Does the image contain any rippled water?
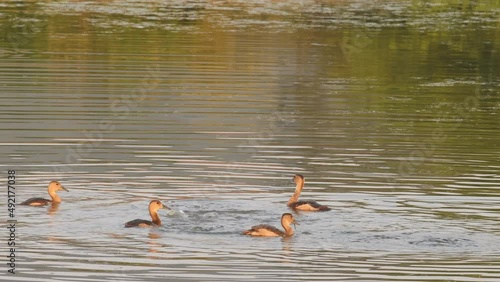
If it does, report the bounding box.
[1,0,499,281]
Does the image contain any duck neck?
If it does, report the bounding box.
[150,210,162,226]
[288,181,304,205]
[282,221,294,236]
[48,189,61,203]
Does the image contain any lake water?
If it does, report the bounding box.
[1,0,499,281]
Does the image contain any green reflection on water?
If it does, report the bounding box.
[0,0,498,188]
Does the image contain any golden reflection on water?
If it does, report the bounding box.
[147,232,162,257]
[48,202,60,215]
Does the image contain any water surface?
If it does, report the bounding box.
[1,0,499,281]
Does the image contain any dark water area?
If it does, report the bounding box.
[1,1,499,281]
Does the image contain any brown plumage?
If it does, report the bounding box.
[287,174,330,212]
[125,200,170,228]
[243,213,297,237]
[21,181,68,206]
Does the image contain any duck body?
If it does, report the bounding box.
[124,219,159,228]
[125,200,169,228]
[20,197,52,206]
[243,224,285,237]
[21,181,68,206]
[287,174,330,212]
[288,200,331,211]
[243,213,297,237]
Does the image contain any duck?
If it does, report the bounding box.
[20,181,68,206]
[243,213,297,237]
[125,200,170,228]
[287,174,330,211]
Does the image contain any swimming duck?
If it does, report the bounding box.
[125,200,170,228]
[243,213,297,237]
[20,181,68,206]
[287,174,330,211]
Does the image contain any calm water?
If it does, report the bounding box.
[1,0,499,281]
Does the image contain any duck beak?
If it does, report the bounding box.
[162,204,175,216]
[61,186,69,192]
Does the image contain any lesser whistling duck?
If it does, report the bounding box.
[125,200,170,228]
[21,181,68,206]
[287,174,330,211]
[243,213,297,237]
